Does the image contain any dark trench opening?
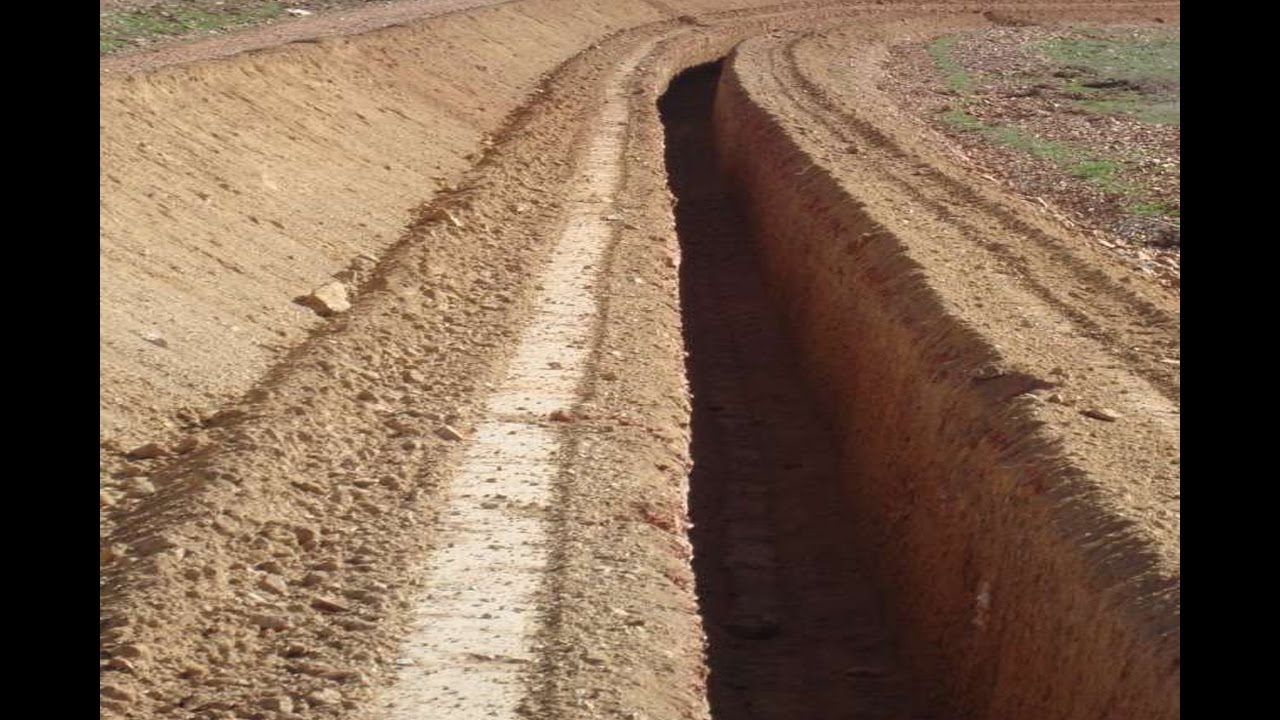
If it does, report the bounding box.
[661,61,924,720]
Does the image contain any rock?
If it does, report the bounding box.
[296,282,351,317]
[293,526,318,547]
[1045,393,1068,405]
[134,534,178,555]
[306,688,342,706]
[124,478,157,497]
[104,657,136,673]
[356,389,378,402]
[250,614,290,631]
[1081,408,1121,422]
[286,9,313,18]
[126,442,167,460]
[338,617,378,631]
[311,596,351,613]
[100,490,117,508]
[402,369,426,385]
[260,695,294,713]
[101,684,137,702]
[172,436,201,455]
[115,644,149,660]
[259,574,288,595]
[140,330,168,348]
[548,409,573,422]
[435,425,464,442]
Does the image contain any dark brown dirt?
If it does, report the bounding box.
[667,63,918,720]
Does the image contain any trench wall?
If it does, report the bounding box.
[712,49,1179,720]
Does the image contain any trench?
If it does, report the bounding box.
[662,63,926,720]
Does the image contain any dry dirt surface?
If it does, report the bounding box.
[101,2,1180,719]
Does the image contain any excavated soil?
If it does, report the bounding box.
[101,2,1180,719]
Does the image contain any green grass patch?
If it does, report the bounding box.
[100,3,285,55]
[928,36,974,95]
[1039,33,1180,86]
[944,109,1141,196]
[1038,29,1180,125]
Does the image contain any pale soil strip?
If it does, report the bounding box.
[380,49,642,720]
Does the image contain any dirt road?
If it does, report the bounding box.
[101,3,1180,719]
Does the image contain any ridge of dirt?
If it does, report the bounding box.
[715,7,1177,716]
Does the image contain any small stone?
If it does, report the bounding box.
[296,282,351,317]
[172,436,201,455]
[100,491,117,508]
[140,330,169,348]
[402,369,426,385]
[259,574,288,595]
[115,644,149,660]
[548,409,573,422]
[101,684,136,702]
[301,572,326,587]
[250,613,290,630]
[134,534,178,555]
[178,664,208,679]
[126,442,167,460]
[311,596,351,613]
[104,657,136,673]
[1045,393,1068,404]
[124,478,157,497]
[260,695,294,713]
[294,526,318,547]
[435,425,464,441]
[1081,408,1121,422]
[306,688,342,706]
[356,389,378,402]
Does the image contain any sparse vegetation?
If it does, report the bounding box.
[924,26,1179,237]
[101,3,286,55]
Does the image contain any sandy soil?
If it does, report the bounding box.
[101,2,1180,719]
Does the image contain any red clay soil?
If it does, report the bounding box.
[101,2,1180,719]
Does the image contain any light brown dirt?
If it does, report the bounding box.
[101,2,1181,719]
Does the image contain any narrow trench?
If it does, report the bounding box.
[662,63,922,720]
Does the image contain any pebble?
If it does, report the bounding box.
[124,478,157,497]
[435,425,465,441]
[134,534,178,555]
[306,688,342,706]
[250,614,291,630]
[296,282,351,317]
[260,695,294,713]
[259,574,288,595]
[311,596,351,613]
[101,684,137,702]
[126,442,167,460]
[1081,407,1121,422]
